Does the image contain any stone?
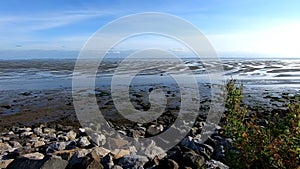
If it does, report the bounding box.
[118,154,149,169]
[0,158,14,169]
[67,149,92,169]
[85,159,104,169]
[33,127,43,136]
[66,130,77,140]
[111,149,130,159]
[53,149,78,161]
[108,138,128,149]
[43,128,56,133]
[146,124,164,136]
[21,152,45,160]
[57,135,69,142]
[33,141,46,148]
[101,153,114,169]
[77,136,91,148]
[0,143,13,154]
[7,156,68,169]
[20,131,33,138]
[46,142,66,153]
[112,165,123,169]
[205,159,229,169]
[2,137,10,142]
[40,156,68,169]
[89,147,110,161]
[90,133,106,146]
[181,136,214,160]
[182,150,205,169]
[143,141,166,159]
[8,141,22,149]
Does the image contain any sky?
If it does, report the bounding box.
[1,0,300,58]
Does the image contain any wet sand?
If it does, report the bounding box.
[0,58,299,130]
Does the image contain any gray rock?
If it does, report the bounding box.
[46,142,66,153]
[77,136,91,148]
[90,133,106,146]
[181,136,214,160]
[7,156,68,169]
[20,131,33,138]
[112,165,123,169]
[142,140,166,160]
[67,149,92,169]
[146,124,164,136]
[33,127,43,136]
[205,159,229,169]
[118,154,149,169]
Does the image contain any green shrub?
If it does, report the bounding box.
[222,80,300,169]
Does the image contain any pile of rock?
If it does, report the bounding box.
[0,123,229,169]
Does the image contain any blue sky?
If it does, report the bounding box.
[1,0,300,58]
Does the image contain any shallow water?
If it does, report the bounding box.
[0,58,299,91]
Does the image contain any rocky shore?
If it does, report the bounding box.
[0,120,230,169]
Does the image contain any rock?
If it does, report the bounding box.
[112,165,123,169]
[8,141,22,149]
[57,135,69,142]
[85,158,104,169]
[17,127,32,133]
[182,150,205,168]
[111,149,130,159]
[166,159,179,169]
[33,141,46,148]
[2,137,10,142]
[89,147,110,161]
[108,138,128,149]
[66,130,77,140]
[21,152,45,160]
[33,127,43,136]
[143,141,166,160]
[181,136,214,160]
[20,131,33,138]
[7,156,68,169]
[90,133,106,146]
[205,159,229,169]
[67,149,92,169]
[77,136,91,148]
[43,128,56,133]
[46,142,66,153]
[146,124,164,136]
[101,153,114,169]
[53,149,78,161]
[0,143,13,154]
[0,158,14,169]
[118,154,149,169]
[40,156,68,169]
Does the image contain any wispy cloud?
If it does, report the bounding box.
[0,10,113,31]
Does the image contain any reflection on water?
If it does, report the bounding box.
[0,58,300,90]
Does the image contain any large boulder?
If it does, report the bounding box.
[7,156,68,169]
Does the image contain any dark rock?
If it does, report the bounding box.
[7,156,68,169]
[101,153,114,169]
[118,154,149,169]
[156,159,179,169]
[181,150,205,169]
